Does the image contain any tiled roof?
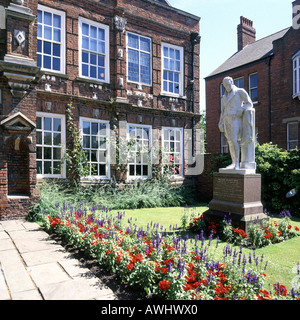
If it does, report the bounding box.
[206,27,290,78]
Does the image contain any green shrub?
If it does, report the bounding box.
[29,178,199,222]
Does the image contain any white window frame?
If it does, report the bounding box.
[126,32,152,86]
[161,127,184,178]
[36,112,66,178]
[78,17,110,83]
[287,122,299,150]
[249,73,258,102]
[161,42,184,97]
[79,117,110,180]
[37,4,66,74]
[293,52,300,98]
[127,123,152,180]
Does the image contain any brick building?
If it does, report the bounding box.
[0,0,201,220]
[205,0,300,154]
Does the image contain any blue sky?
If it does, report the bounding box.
[169,0,294,111]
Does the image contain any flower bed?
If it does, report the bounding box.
[42,204,300,300]
[188,211,300,248]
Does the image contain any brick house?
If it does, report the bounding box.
[0,0,201,220]
[205,0,300,154]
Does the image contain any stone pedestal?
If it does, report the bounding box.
[204,173,267,233]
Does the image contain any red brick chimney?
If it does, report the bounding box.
[237,16,256,51]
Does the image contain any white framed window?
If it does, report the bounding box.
[36,113,66,178]
[78,17,110,83]
[161,43,184,97]
[127,124,152,179]
[234,77,244,89]
[162,127,183,177]
[126,32,152,85]
[293,53,300,97]
[80,117,110,179]
[37,5,66,73]
[287,122,299,150]
[249,73,258,102]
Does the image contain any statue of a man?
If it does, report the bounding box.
[219,76,256,171]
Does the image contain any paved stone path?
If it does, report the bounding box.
[0,219,116,300]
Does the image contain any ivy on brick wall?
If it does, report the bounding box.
[64,102,89,183]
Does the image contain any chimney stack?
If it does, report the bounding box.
[237,16,256,51]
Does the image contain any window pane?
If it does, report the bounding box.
[82,64,88,76]
[83,121,90,134]
[53,161,61,174]
[53,133,61,145]
[250,74,258,88]
[288,123,298,141]
[128,33,139,49]
[44,161,51,174]
[140,37,150,52]
[37,132,42,145]
[44,147,51,159]
[90,26,97,38]
[98,28,105,41]
[82,36,89,50]
[44,132,52,145]
[83,136,90,148]
[44,12,52,25]
[44,26,52,40]
[53,57,60,71]
[43,55,51,69]
[82,23,89,36]
[36,117,42,129]
[53,118,61,131]
[91,123,98,135]
[44,117,52,131]
[82,51,89,63]
[38,25,42,38]
[37,161,42,174]
[53,148,61,160]
[53,28,61,42]
[38,10,42,23]
[37,147,42,159]
[44,41,51,55]
[53,14,61,28]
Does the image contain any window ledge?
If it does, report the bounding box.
[159,92,186,100]
[41,71,70,79]
[75,76,111,86]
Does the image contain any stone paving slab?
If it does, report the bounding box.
[21,247,73,267]
[10,289,43,300]
[39,278,115,300]
[27,262,72,287]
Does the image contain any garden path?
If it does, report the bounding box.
[0,219,118,300]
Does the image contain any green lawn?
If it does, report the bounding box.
[112,205,300,292]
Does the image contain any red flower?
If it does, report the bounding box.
[133,253,143,263]
[161,267,168,274]
[295,226,300,232]
[273,283,288,297]
[159,280,171,291]
[126,262,135,271]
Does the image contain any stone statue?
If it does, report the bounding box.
[218,76,256,173]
